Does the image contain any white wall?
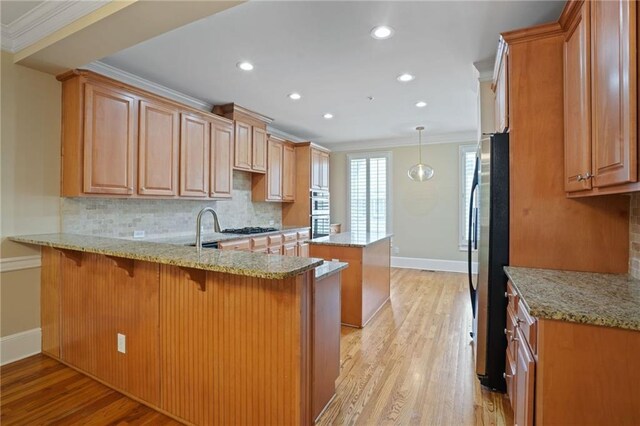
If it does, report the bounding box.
[330,141,475,264]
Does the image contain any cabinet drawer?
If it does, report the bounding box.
[517,300,537,355]
[268,246,282,255]
[297,230,310,241]
[506,280,519,310]
[283,232,298,243]
[251,236,268,249]
[268,234,283,246]
[252,247,268,254]
[218,239,250,251]
[506,305,518,362]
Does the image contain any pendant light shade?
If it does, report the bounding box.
[408,126,434,181]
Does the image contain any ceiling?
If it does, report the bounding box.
[1,1,45,25]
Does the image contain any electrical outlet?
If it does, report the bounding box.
[392,246,400,255]
[133,230,145,239]
[117,333,126,354]
[332,258,340,262]
[269,220,274,225]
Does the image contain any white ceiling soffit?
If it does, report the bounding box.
[99,1,564,145]
[1,1,108,53]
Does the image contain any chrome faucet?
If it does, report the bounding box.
[195,207,221,250]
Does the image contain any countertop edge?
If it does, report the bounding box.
[10,236,324,280]
[315,261,349,280]
[503,266,640,332]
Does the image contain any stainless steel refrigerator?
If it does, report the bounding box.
[468,132,509,391]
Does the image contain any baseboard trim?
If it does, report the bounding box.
[0,328,41,365]
[0,255,41,273]
[391,256,478,274]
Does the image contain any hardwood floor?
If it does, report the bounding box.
[316,268,512,425]
[0,269,512,425]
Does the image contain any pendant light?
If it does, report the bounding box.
[408,126,434,181]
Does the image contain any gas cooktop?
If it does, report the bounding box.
[221,227,278,235]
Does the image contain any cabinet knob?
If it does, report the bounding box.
[576,174,584,182]
[504,291,508,298]
[510,335,519,342]
[583,172,593,180]
[503,372,513,379]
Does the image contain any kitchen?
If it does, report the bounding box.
[1,1,639,425]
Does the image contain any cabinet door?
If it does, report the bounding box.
[320,152,330,190]
[298,242,309,257]
[591,0,637,187]
[138,100,179,196]
[283,242,297,256]
[234,121,252,171]
[267,139,283,201]
[515,329,535,426]
[252,127,267,172]
[564,1,592,192]
[180,113,209,197]
[211,121,234,199]
[83,83,136,194]
[283,143,296,201]
[494,50,509,132]
[311,149,322,190]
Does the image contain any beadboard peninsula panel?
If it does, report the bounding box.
[159,266,312,425]
[59,252,160,406]
[40,247,61,358]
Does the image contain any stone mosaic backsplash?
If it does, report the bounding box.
[61,171,282,239]
[630,193,640,279]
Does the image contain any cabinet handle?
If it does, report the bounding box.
[510,335,519,342]
[576,174,584,182]
[583,172,593,180]
[504,328,512,336]
[504,291,508,298]
[515,317,524,326]
[503,372,513,379]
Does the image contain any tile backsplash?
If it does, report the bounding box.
[630,193,640,279]
[61,171,281,239]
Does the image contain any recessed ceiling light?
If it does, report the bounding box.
[237,61,254,71]
[288,93,301,100]
[323,113,334,119]
[416,101,427,108]
[397,73,415,82]
[371,25,394,40]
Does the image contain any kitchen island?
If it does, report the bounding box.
[10,233,347,425]
[308,232,392,328]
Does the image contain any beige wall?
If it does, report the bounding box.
[330,141,474,261]
[1,50,61,337]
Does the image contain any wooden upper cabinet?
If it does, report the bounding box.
[590,0,637,188]
[311,149,322,190]
[234,121,252,171]
[320,151,330,190]
[252,127,268,172]
[210,120,234,199]
[138,99,179,196]
[267,138,283,201]
[493,43,509,133]
[83,83,136,195]
[283,143,296,201]
[179,113,210,197]
[564,0,592,192]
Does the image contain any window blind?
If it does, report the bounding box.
[348,153,390,234]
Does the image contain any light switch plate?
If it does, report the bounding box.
[117,333,126,353]
[133,230,145,239]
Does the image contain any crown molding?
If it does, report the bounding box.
[323,131,477,152]
[266,126,306,143]
[2,0,109,53]
[84,60,213,111]
[1,24,11,52]
[473,57,495,83]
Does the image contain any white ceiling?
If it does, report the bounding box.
[99,1,564,145]
[0,1,45,25]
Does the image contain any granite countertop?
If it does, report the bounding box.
[10,233,323,280]
[315,261,348,280]
[308,232,393,248]
[504,266,640,331]
[145,226,311,246]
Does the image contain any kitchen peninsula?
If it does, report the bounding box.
[309,232,391,328]
[10,233,347,425]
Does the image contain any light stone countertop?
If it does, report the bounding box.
[315,261,348,280]
[144,226,311,246]
[504,266,640,331]
[10,233,323,280]
[308,232,393,248]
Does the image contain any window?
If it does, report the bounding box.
[348,152,391,234]
[459,144,477,249]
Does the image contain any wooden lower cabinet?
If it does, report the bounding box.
[284,242,298,256]
[40,246,341,425]
[220,229,312,257]
[506,280,640,425]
